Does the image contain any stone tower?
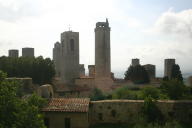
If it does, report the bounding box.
[95,19,111,78]
[79,64,85,77]
[132,58,140,67]
[164,59,175,79]
[60,31,79,84]
[143,64,156,80]
[9,49,19,57]
[53,42,61,77]
[95,19,112,91]
[22,47,34,57]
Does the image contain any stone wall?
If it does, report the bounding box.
[6,77,34,93]
[89,100,192,125]
[75,77,95,89]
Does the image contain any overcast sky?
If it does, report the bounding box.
[0,0,192,78]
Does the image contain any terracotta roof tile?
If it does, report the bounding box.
[42,98,90,112]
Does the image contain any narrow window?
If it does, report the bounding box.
[70,39,74,51]
[111,110,116,117]
[98,113,103,121]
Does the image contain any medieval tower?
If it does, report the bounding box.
[95,19,111,78]
[95,19,112,91]
[53,42,61,77]
[60,31,79,84]
[164,58,175,79]
[53,31,79,85]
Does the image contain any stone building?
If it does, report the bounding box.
[188,76,192,86]
[22,47,34,57]
[41,98,192,128]
[53,31,80,85]
[164,59,175,79]
[8,49,19,57]
[53,19,113,93]
[53,42,61,77]
[88,65,95,77]
[143,64,156,80]
[95,19,113,91]
[38,84,54,98]
[42,98,90,128]
[95,19,111,78]
[132,58,140,67]
[79,64,85,77]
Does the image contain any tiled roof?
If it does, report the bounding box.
[42,98,90,112]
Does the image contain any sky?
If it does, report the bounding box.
[0,0,192,78]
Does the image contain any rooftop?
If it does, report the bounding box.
[42,98,90,112]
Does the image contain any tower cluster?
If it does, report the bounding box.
[53,19,112,91]
[8,47,34,58]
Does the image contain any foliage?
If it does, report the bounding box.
[133,121,182,128]
[124,65,150,84]
[0,56,55,85]
[0,70,47,128]
[160,79,186,100]
[163,76,169,81]
[140,86,161,100]
[112,86,138,100]
[141,96,164,124]
[171,64,183,82]
[91,123,131,128]
[90,88,106,101]
[91,121,183,128]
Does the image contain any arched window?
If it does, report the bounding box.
[70,39,74,51]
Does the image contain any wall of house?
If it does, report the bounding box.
[89,100,192,125]
[44,112,89,128]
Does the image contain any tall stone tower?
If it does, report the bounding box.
[53,42,61,77]
[164,59,175,79]
[60,31,79,84]
[95,19,112,91]
[95,19,111,78]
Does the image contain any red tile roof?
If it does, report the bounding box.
[42,98,90,112]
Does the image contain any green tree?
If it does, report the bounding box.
[0,56,55,85]
[160,79,186,100]
[112,86,138,100]
[141,96,164,124]
[140,86,160,100]
[163,76,169,81]
[0,70,46,128]
[171,64,183,82]
[90,88,105,101]
[124,65,150,84]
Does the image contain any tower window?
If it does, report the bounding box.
[70,39,74,51]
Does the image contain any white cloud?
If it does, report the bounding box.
[150,9,192,38]
[139,9,192,77]
[0,0,43,21]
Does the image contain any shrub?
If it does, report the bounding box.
[90,88,106,101]
[141,96,164,124]
[140,86,160,100]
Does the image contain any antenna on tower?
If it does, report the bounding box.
[106,18,108,23]
[68,24,72,31]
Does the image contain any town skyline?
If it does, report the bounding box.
[0,0,192,78]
